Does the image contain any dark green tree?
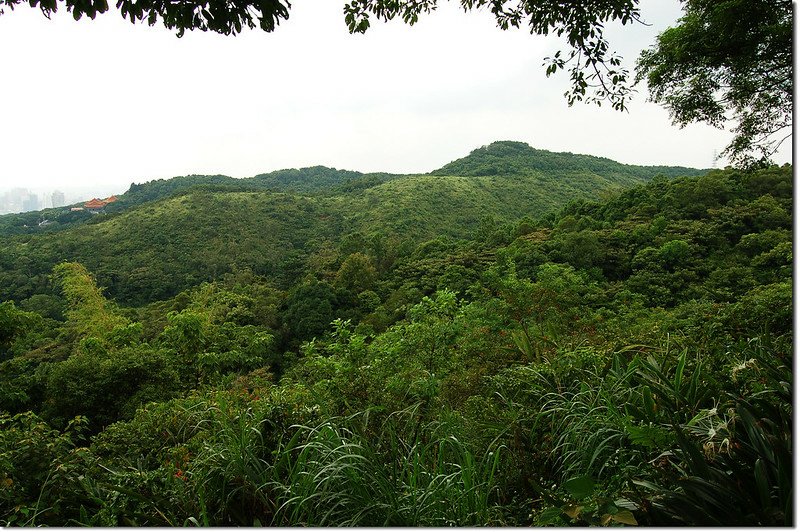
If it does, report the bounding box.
[0,303,26,359]
[636,0,792,167]
[42,344,180,430]
[282,280,340,342]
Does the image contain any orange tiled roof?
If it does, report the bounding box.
[84,198,107,209]
[104,195,119,203]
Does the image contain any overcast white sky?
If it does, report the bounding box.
[0,0,792,194]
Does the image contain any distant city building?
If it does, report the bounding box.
[22,193,39,212]
[52,190,66,208]
[1,188,28,214]
[1,188,120,214]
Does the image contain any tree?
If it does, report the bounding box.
[0,302,42,361]
[43,344,180,430]
[53,262,128,343]
[2,0,290,36]
[346,0,642,110]
[335,252,377,294]
[282,279,339,341]
[483,262,592,362]
[636,0,792,167]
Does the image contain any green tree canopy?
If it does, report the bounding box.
[636,0,792,167]
[335,252,378,294]
[53,262,128,343]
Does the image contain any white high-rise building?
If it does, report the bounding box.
[52,190,66,208]
[22,193,39,212]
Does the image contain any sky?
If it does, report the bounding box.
[0,0,792,195]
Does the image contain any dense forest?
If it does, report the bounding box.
[0,143,791,526]
[0,142,703,307]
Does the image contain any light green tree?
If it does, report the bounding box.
[53,262,128,343]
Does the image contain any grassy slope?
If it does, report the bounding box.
[0,142,707,306]
[433,141,706,181]
[0,167,394,237]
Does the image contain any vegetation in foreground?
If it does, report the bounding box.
[0,163,792,526]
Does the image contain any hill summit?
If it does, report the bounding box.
[432,141,705,179]
[0,142,708,244]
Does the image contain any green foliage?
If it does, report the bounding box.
[158,287,281,384]
[53,262,128,344]
[0,301,46,360]
[42,345,181,430]
[0,0,290,35]
[0,356,46,413]
[634,338,792,526]
[196,329,275,380]
[481,262,595,362]
[19,293,65,321]
[636,0,792,166]
[253,166,375,194]
[433,141,705,180]
[335,252,378,293]
[725,282,792,337]
[0,412,91,526]
[282,279,340,343]
[0,163,791,527]
[536,474,639,526]
[0,143,705,307]
[403,290,460,373]
[269,414,504,526]
[162,310,206,356]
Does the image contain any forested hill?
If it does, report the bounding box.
[0,167,397,237]
[0,142,704,238]
[0,144,708,308]
[98,167,396,217]
[117,166,388,207]
[0,164,791,527]
[432,141,707,181]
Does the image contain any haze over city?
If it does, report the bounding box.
[0,186,126,215]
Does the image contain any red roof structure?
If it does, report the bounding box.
[84,198,107,209]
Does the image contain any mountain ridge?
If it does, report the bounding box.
[0,141,707,237]
[431,141,707,179]
[0,142,712,306]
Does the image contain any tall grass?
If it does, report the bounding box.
[113,400,508,526]
[532,351,642,485]
[186,397,277,525]
[637,337,793,526]
[268,409,505,526]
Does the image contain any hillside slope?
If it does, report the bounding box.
[0,165,790,528]
[433,141,706,180]
[0,142,707,306]
[0,167,397,237]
